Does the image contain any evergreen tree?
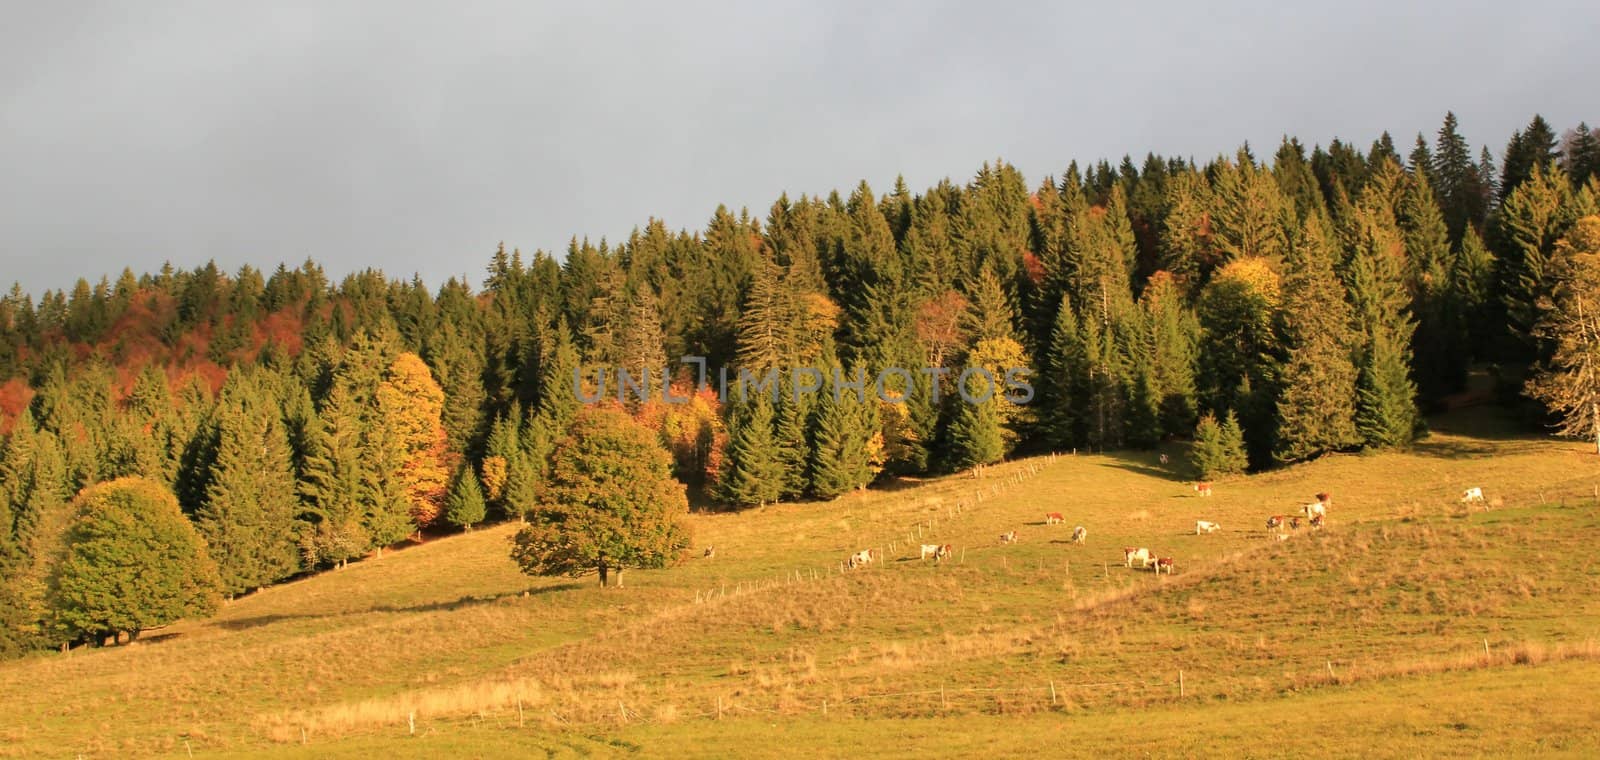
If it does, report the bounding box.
[1397,168,1465,397]
[196,398,300,596]
[1452,227,1498,355]
[946,387,1005,468]
[1274,214,1361,462]
[1498,166,1580,362]
[1189,411,1247,479]
[1565,123,1600,189]
[1136,272,1199,437]
[719,395,783,507]
[772,390,812,499]
[1041,296,1086,449]
[375,352,450,528]
[1210,150,1291,264]
[443,463,487,530]
[807,366,877,498]
[1527,217,1600,452]
[1433,112,1482,241]
[1345,202,1420,447]
[1501,115,1560,202]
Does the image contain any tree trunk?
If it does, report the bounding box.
[597,561,609,588]
[128,629,141,643]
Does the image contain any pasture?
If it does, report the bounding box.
[3,406,1599,758]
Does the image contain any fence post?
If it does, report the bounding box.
[1049,680,1057,706]
[1178,670,1184,698]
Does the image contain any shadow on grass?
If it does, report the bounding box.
[213,584,583,631]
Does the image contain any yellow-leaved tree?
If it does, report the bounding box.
[376,352,450,528]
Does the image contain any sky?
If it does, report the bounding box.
[2,1,1597,296]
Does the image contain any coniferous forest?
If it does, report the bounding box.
[4,112,1600,655]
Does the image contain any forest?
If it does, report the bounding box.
[3,112,1600,656]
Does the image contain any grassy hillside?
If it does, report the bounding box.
[4,406,1599,757]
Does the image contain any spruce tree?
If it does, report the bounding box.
[1345,203,1420,447]
[197,400,301,596]
[444,463,487,530]
[1498,166,1579,362]
[1041,296,1086,449]
[719,395,783,507]
[1274,214,1361,463]
[1189,411,1247,479]
[807,367,876,498]
[947,388,1005,468]
[1397,168,1464,397]
[1137,272,1199,437]
[772,390,812,499]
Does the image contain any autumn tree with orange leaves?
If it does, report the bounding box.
[376,352,451,528]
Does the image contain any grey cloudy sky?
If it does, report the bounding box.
[2,1,1596,296]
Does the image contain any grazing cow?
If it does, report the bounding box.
[1195,520,1220,535]
[1309,514,1324,530]
[1045,512,1065,525]
[703,546,716,559]
[1152,557,1174,575]
[848,549,872,569]
[1159,453,1170,465]
[919,544,942,561]
[1461,487,1485,503]
[1071,525,1087,544]
[1194,482,1214,497]
[1301,501,1326,519]
[1266,515,1286,530]
[1123,546,1152,568]
[999,530,1019,544]
[935,544,953,562]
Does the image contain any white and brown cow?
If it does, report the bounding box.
[847,549,872,569]
[1152,557,1174,575]
[999,530,1019,545]
[1461,487,1485,503]
[1194,482,1214,497]
[919,544,942,561]
[1195,520,1220,534]
[1071,525,1087,544]
[1045,512,1065,525]
[935,543,952,562]
[1123,546,1152,568]
[1266,515,1286,530]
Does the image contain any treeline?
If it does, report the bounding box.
[2,112,1599,653]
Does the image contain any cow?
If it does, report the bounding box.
[1071,525,1087,544]
[1159,453,1170,465]
[1266,515,1286,530]
[848,549,872,569]
[919,544,943,561]
[1123,546,1152,568]
[1195,520,1220,535]
[1045,512,1065,525]
[1301,501,1326,519]
[702,546,716,559]
[1152,557,1174,575]
[935,543,953,562]
[999,530,1019,544]
[1194,482,1214,497]
[1461,487,1485,503]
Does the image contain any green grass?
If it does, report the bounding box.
[3,405,1599,757]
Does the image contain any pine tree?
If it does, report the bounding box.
[196,398,300,596]
[1345,202,1420,447]
[1501,115,1560,202]
[1189,412,1247,479]
[1499,166,1580,362]
[807,367,877,498]
[1433,112,1482,241]
[296,388,368,569]
[1397,168,1464,397]
[719,395,783,506]
[443,463,487,530]
[1041,296,1086,449]
[1451,227,1497,356]
[1210,150,1291,263]
[1527,216,1600,452]
[48,478,221,644]
[946,388,1005,468]
[1274,214,1361,463]
[1136,272,1199,437]
[772,390,812,499]
[1565,123,1600,189]
[424,323,487,456]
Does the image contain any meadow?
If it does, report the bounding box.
[3,405,1599,758]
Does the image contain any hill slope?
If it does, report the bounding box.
[3,407,1599,757]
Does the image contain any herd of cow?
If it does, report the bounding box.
[840,481,1493,574]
